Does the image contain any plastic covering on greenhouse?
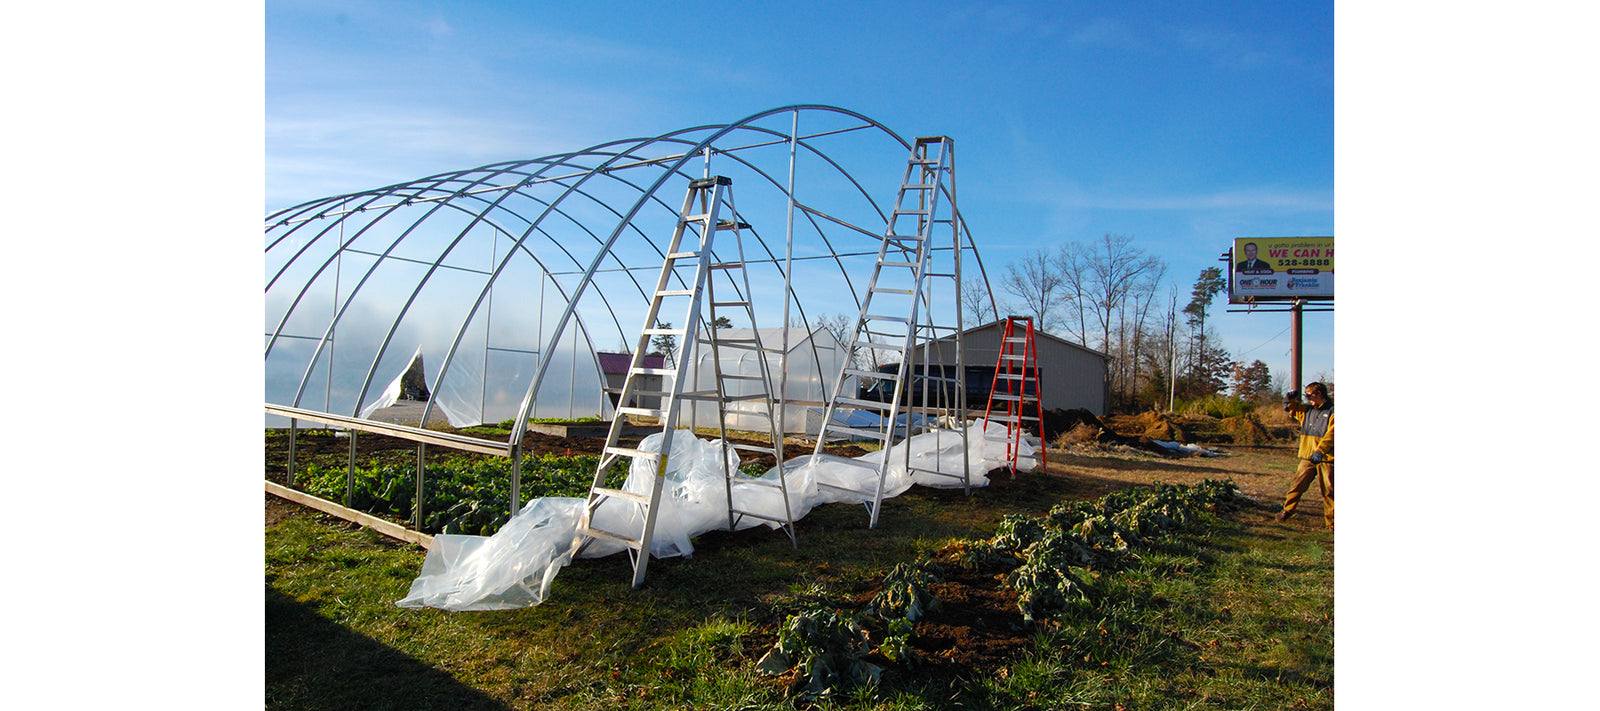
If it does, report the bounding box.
[398,420,1033,611]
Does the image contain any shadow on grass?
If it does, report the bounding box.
[266,587,512,711]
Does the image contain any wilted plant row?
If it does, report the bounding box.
[756,478,1245,699]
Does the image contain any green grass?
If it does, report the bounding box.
[268,463,1332,710]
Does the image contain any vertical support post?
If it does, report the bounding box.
[287,418,298,487]
[1291,298,1304,391]
[414,443,427,531]
[510,440,522,515]
[345,430,357,508]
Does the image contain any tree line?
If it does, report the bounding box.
[975,234,1276,413]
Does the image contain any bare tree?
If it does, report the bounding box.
[1085,234,1164,355]
[961,277,997,327]
[1000,248,1064,333]
[1052,242,1092,346]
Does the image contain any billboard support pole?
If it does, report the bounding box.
[1290,298,1304,391]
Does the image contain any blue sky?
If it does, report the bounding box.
[266,0,1335,387]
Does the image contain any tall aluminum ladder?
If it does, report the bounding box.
[811,136,969,528]
[577,176,792,588]
[983,315,1047,475]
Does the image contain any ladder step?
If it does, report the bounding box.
[878,260,918,269]
[833,396,893,411]
[844,368,894,380]
[654,290,695,298]
[632,367,675,376]
[1001,354,1026,360]
[728,507,788,524]
[591,486,650,505]
[667,251,699,259]
[995,373,1026,380]
[617,406,666,418]
[675,391,724,402]
[872,287,915,296]
[710,300,748,307]
[728,442,779,455]
[902,183,934,191]
[851,339,904,352]
[579,525,641,548]
[605,446,661,461]
[825,424,889,441]
[684,213,711,222]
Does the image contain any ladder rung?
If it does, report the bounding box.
[844,368,893,380]
[626,389,671,399]
[632,367,675,376]
[1001,354,1026,360]
[617,406,666,418]
[823,424,889,441]
[683,213,711,222]
[833,396,893,411]
[654,290,695,298]
[580,525,641,548]
[728,442,778,454]
[851,339,904,352]
[590,486,650,505]
[723,392,771,402]
[728,508,788,525]
[718,373,764,381]
[605,446,661,460]
[710,300,748,307]
[871,287,915,296]
[709,263,743,270]
[878,260,918,268]
[667,251,699,259]
[990,393,1024,402]
[996,373,1026,380]
[924,272,955,278]
[902,183,934,190]
[675,391,724,402]
[896,208,930,216]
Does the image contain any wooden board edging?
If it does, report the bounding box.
[266,480,433,549]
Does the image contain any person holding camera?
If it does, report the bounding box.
[1274,382,1334,530]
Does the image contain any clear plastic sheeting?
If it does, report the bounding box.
[398,419,1034,612]
[396,496,584,611]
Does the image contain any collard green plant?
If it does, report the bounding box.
[867,562,943,621]
[756,608,881,698]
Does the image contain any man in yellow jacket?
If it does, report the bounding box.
[1274,381,1334,530]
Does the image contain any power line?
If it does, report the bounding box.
[1238,325,1291,357]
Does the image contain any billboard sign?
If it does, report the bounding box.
[1229,236,1334,302]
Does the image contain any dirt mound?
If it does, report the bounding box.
[1040,408,1107,441]
[1132,412,1187,443]
[1220,416,1272,446]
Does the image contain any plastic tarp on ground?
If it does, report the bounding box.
[397,419,1035,611]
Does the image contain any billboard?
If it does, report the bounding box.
[1228,236,1334,303]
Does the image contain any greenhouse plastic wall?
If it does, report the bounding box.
[265,105,994,447]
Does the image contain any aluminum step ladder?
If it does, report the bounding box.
[811,136,970,528]
[983,315,1047,474]
[577,176,793,588]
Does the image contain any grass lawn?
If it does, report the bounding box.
[267,443,1332,710]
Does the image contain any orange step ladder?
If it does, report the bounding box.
[983,316,1046,474]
